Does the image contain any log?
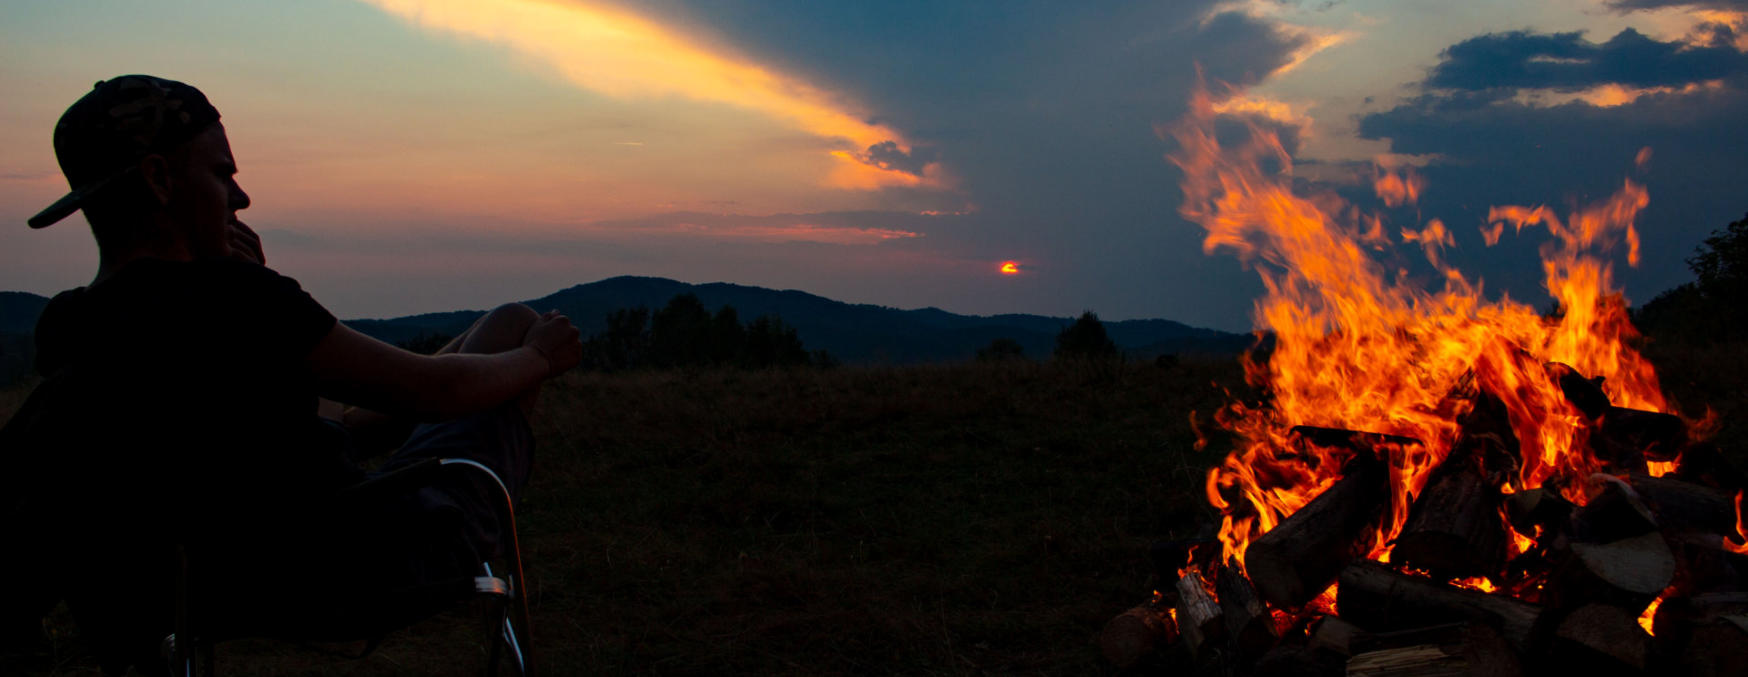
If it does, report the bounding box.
[1625,473,1737,534]
[1336,562,1541,651]
[1545,603,1652,673]
[1594,407,1686,464]
[1345,624,1522,677]
[1395,392,1515,580]
[1098,603,1176,669]
[1393,450,1505,581]
[1174,572,1225,657]
[1650,591,1748,675]
[1503,488,1572,537]
[1308,616,1370,657]
[1545,531,1674,613]
[1672,441,1747,493]
[1244,428,1408,608]
[1567,476,1657,544]
[1547,362,1609,419]
[1216,562,1280,652]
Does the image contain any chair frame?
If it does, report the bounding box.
[163,457,532,676]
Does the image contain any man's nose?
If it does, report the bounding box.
[230,181,250,211]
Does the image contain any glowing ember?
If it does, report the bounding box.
[1168,82,1686,574]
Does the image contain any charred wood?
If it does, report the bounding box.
[1345,624,1521,677]
[1548,362,1609,419]
[1652,592,1748,677]
[1175,572,1226,658]
[1098,603,1177,669]
[1542,603,1653,673]
[1594,407,1686,464]
[1624,473,1737,534]
[1217,562,1281,653]
[1336,562,1542,652]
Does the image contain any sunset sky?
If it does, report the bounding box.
[4,0,1747,331]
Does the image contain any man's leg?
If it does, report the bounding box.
[376,302,543,560]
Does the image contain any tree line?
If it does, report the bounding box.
[1635,212,1748,342]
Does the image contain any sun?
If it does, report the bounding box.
[999,261,1020,275]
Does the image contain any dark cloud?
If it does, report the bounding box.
[1608,0,1748,11]
[859,140,936,175]
[1427,28,1748,91]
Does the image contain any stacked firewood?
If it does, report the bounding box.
[1101,365,1748,676]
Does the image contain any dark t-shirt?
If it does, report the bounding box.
[7,258,365,668]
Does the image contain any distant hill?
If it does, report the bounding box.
[350,276,1253,363]
[0,277,1252,373]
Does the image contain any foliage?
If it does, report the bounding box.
[976,337,1026,362]
[1638,213,1748,341]
[583,294,821,370]
[1053,311,1119,362]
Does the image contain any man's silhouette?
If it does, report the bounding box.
[2,75,582,673]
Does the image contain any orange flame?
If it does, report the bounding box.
[1169,81,1682,572]
[1638,594,1664,635]
[999,261,1021,275]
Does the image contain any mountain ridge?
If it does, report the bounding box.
[0,276,1253,367]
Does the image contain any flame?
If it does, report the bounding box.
[1452,576,1498,594]
[1169,80,1683,572]
[999,261,1021,275]
[1639,595,1664,635]
[1729,490,1748,555]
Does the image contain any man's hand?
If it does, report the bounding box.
[523,310,582,377]
[228,220,266,265]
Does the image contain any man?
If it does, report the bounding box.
[1,75,582,673]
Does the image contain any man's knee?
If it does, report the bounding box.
[459,303,540,354]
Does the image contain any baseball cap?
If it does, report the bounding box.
[27,75,222,229]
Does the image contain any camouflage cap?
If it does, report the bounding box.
[27,75,222,229]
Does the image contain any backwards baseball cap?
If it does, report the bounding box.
[27,75,221,229]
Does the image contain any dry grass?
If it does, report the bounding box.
[3,359,1240,675]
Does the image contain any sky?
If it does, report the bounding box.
[3,0,1747,332]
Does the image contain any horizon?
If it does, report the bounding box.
[6,1,1748,333]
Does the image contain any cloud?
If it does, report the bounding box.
[1608,0,1748,11]
[1426,28,1748,91]
[358,0,941,190]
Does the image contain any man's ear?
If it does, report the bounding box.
[138,154,174,207]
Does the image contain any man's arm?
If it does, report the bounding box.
[305,315,580,422]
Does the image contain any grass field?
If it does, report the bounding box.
[3,358,1243,675]
[5,339,1743,676]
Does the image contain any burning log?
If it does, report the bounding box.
[1243,427,1407,609]
[1545,603,1653,673]
[1175,571,1226,658]
[1672,441,1747,493]
[1097,603,1177,669]
[1548,362,1609,419]
[1216,562,1280,653]
[1504,488,1573,536]
[1394,394,1516,581]
[1594,407,1686,464]
[1336,562,1541,651]
[1344,623,1523,677]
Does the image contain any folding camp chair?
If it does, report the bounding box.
[160,457,532,676]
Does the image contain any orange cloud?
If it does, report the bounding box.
[361,0,941,189]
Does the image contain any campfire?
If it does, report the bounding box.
[1100,87,1748,675]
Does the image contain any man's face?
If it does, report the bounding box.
[165,124,250,260]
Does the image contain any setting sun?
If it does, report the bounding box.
[999,261,1020,275]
